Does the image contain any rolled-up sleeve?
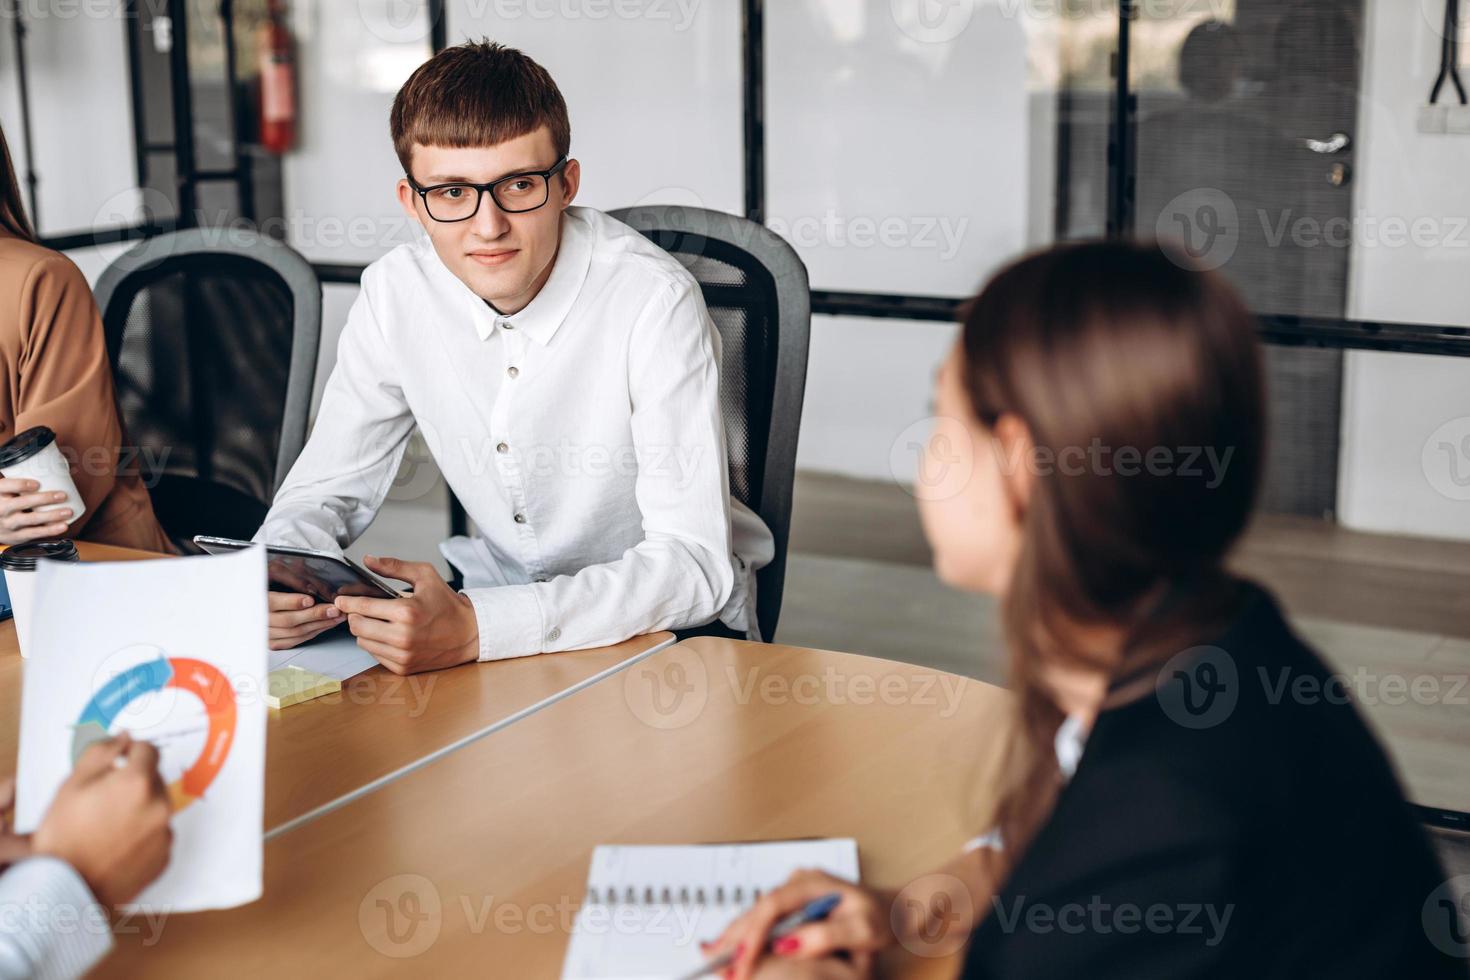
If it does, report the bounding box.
[463,280,735,659]
[0,857,112,980]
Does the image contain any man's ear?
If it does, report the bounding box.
[558,158,581,209]
[396,178,426,228]
[992,412,1035,514]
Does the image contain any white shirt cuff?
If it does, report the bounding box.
[0,857,113,980]
[462,584,546,661]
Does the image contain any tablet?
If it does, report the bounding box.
[192,536,404,602]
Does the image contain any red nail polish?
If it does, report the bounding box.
[733,942,746,961]
[775,937,799,955]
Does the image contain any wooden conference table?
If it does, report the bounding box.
[0,543,675,831]
[99,636,1014,978]
[3,544,1016,977]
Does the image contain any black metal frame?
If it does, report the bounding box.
[1107,0,1136,238]
[7,0,39,227]
[406,155,569,219]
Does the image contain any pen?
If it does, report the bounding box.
[677,892,843,980]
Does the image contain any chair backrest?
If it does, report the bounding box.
[92,228,321,547]
[610,205,811,642]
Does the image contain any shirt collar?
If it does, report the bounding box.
[1055,712,1089,781]
[471,207,593,346]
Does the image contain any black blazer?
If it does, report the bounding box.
[962,582,1465,979]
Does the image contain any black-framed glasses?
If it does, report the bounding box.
[407,156,569,221]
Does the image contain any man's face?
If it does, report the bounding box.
[397,127,580,315]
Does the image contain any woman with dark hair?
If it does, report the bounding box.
[705,242,1460,978]
[0,122,171,551]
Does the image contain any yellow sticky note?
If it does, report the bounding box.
[266,666,341,709]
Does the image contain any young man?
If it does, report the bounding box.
[257,41,772,673]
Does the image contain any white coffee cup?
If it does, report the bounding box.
[0,426,85,526]
[2,539,81,658]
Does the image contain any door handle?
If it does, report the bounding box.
[1297,132,1351,154]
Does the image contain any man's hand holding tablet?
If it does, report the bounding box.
[333,555,480,674]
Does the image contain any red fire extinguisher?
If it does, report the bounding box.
[257,0,295,154]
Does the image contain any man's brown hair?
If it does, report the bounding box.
[390,40,570,175]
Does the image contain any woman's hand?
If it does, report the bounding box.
[703,870,893,980]
[0,477,72,544]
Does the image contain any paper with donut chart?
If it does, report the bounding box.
[561,839,860,979]
[14,547,268,912]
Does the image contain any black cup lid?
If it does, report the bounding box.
[0,426,57,469]
[0,539,80,571]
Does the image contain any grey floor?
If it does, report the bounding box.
[360,466,1470,885]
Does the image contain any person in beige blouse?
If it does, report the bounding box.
[0,124,172,554]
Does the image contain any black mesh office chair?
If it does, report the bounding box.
[611,205,810,641]
[93,229,321,550]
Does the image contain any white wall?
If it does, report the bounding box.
[1338,0,1470,540]
[445,0,742,215]
[0,4,135,236]
[281,0,431,266]
[795,314,957,482]
[774,0,1053,481]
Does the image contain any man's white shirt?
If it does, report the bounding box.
[257,206,774,659]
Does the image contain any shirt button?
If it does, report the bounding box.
[546,627,561,642]
[496,442,509,454]
[502,321,515,330]
[514,512,527,524]
[507,366,520,379]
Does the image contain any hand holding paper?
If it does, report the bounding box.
[16,547,268,912]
